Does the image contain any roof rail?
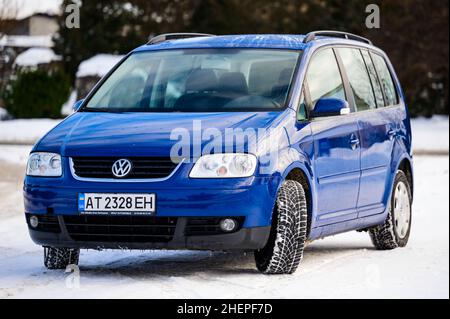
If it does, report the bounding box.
[303,30,372,45]
[148,33,215,45]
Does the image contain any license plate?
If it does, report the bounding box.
[78,193,155,215]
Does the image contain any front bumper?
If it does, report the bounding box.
[28,216,271,250]
[24,163,279,250]
[24,173,280,228]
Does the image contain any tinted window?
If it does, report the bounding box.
[361,50,385,108]
[306,49,346,108]
[84,49,300,112]
[338,48,376,111]
[371,53,399,106]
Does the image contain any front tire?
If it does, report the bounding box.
[44,247,80,270]
[254,180,308,274]
[369,171,412,250]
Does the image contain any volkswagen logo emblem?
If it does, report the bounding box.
[112,159,132,178]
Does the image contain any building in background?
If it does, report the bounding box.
[1,3,123,118]
[5,12,58,36]
[0,13,59,108]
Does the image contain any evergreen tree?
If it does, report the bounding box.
[54,0,144,80]
[53,0,448,116]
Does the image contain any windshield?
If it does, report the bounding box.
[83,49,301,112]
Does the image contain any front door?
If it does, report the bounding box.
[311,117,361,225]
[304,48,361,226]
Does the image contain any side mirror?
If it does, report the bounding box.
[72,99,84,113]
[312,98,350,117]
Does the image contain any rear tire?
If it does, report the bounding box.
[254,180,308,274]
[44,247,80,270]
[369,171,412,250]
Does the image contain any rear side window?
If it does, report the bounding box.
[306,48,346,107]
[371,53,399,106]
[361,50,385,108]
[337,48,376,111]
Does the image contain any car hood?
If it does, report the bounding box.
[35,111,283,157]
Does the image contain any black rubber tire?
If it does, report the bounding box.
[369,171,412,250]
[44,247,80,270]
[254,180,308,274]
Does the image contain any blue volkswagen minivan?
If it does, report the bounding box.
[24,32,413,274]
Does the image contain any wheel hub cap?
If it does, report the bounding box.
[393,181,411,239]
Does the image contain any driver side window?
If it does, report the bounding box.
[305,48,346,108]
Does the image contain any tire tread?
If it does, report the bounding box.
[44,247,80,270]
[255,180,308,274]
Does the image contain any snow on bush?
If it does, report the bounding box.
[14,48,61,67]
[76,54,124,78]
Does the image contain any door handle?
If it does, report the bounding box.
[350,134,360,150]
[387,128,396,140]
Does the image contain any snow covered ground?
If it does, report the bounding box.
[0,119,62,145]
[0,115,448,298]
[411,116,449,154]
[0,152,448,299]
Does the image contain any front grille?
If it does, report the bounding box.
[26,214,61,233]
[63,215,177,242]
[185,217,245,236]
[71,157,179,179]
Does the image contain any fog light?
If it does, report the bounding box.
[219,218,237,232]
[29,215,39,228]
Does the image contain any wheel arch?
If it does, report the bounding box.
[282,163,314,235]
[397,157,414,202]
[385,153,414,209]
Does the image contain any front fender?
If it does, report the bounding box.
[268,146,317,228]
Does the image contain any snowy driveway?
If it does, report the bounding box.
[0,148,448,299]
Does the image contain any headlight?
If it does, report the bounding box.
[189,153,257,178]
[26,152,62,177]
